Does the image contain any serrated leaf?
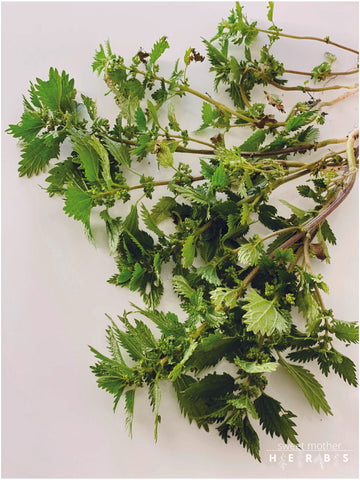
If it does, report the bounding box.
[18,133,61,177]
[333,320,359,344]
[135,107,147,132]
[237,242,262,266]
[81,94,97,120]
[100,210,122,255]
[234,358,279,373]
[188,333,237,371]
[239,130,266,152]
[330,351,358,386]
[7,110,45,143]
[212,165,229,187]
[210,287,238,311]
[63,185,92,236]
[243,289,290,336]
[278,356,332,415]
[181,373,235,400]
[113,323,144,362]
[267,2,274,22]
[103,137,131,167]
[35,67,76,113]
[172,275,194,299]
[149,36,169,64]
[140,204,166,238]
[90,134,112,187]
[125,389,135,438]
[156,140,173,168]
[320,219,337,245]
[182,235,196,268]
[92,44,107,75]
[149,382,161,441]
[150,196,177,224]
[169,341,198,381]
[254,393,298,444]
[199,102,214,130]
[228,397,258,419]
[133,306,186,338]
[147,99,159,126]
[279,199,307,219]
[296,287,321,335]
[285,111,316,132]
[196,264,221,286]
[70,130,99,182]
[174,185,210,206]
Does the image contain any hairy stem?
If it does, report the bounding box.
[256,28,359,54]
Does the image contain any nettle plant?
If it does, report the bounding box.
[8,3,359,461]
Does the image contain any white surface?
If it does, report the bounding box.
[2,1,359,478]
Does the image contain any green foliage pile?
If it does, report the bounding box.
[7,2,358,461]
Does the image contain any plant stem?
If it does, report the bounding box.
[256,28,359,54]
[318,88,359,109]
[132,67,256,124]
[284,68,359,77]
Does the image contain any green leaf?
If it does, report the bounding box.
[135,107,147,132]
[254,393,298,444]
[267,2,274,22]
[279,199,307,219]
[239,130,266,152]
[81,94,97,120]
[285,111,316,132]
[212,165,229,187]
[63,185,92,236]
[169,341,198,381]
[210,287,238,311]
[70,130,99,182]
[146,99,159,126]
[92,44,108,75]
[113,323,144,362]
[100,210,122,255]
[278,356,332,415]
[125,389,135,438]
[228,397,258,420]
[129,263,145,291]
[196,264,221,286]
[149,382,161,441]
[103,138,131,167]
[296,287,321,335]
[173,374,211,430]
[181,373,235,400]
[237,242,262,266]
[35,68,76,113]
[18,133,61,177]
[90,135,112,187]
[329,351,358,386]
[333,320,359,344]
[150,196,177,224]
[199,102,214,130]
[149,36,169,64]
[156,140,173,168]
[140,204,166,238]
[133,306,185,338]
[171,275,194,299]
[320,219,337,245]
[188,333,237,371]
[7,110,45,143]
[174,185,210,206]
[182,235,196,268]
[234,358,279,373]
[243,289,290,336]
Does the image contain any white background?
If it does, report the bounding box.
[2,1,359,478]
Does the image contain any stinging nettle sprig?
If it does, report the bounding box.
[7,2,359,461]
